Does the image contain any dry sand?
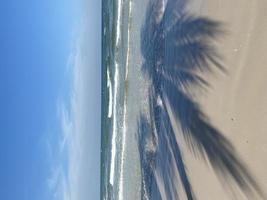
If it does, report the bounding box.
[183,0,267,199]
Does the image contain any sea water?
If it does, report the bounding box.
[101,0,149,199]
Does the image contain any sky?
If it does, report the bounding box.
[0,0,101,200]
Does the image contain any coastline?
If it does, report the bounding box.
[102,0,267,199]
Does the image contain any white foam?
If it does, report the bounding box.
[156,0,167,23]
[109,0,123,185]
[107,68,113,118]
[116,0,122,46]
[109,62,119,185]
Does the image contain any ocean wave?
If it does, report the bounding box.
[107,67,113,118]
[116,0,122,46]
[110,0,123,186]
[109,61,119,186]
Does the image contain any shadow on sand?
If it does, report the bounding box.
[137,0,264,199]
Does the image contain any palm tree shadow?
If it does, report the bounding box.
[137,0,264,199]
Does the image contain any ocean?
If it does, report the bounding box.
[101,0,148,199]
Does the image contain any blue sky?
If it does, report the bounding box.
[0,0,101,199]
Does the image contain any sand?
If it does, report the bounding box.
[183,0,267,199]
[119,0,267,199]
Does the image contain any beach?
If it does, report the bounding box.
[183,0,267,199]
[102,0,267,199]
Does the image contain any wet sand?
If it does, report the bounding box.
[184,0,267,199]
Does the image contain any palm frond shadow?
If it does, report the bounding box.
[137,0,264,199]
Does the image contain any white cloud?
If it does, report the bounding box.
[48,1,101,198]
